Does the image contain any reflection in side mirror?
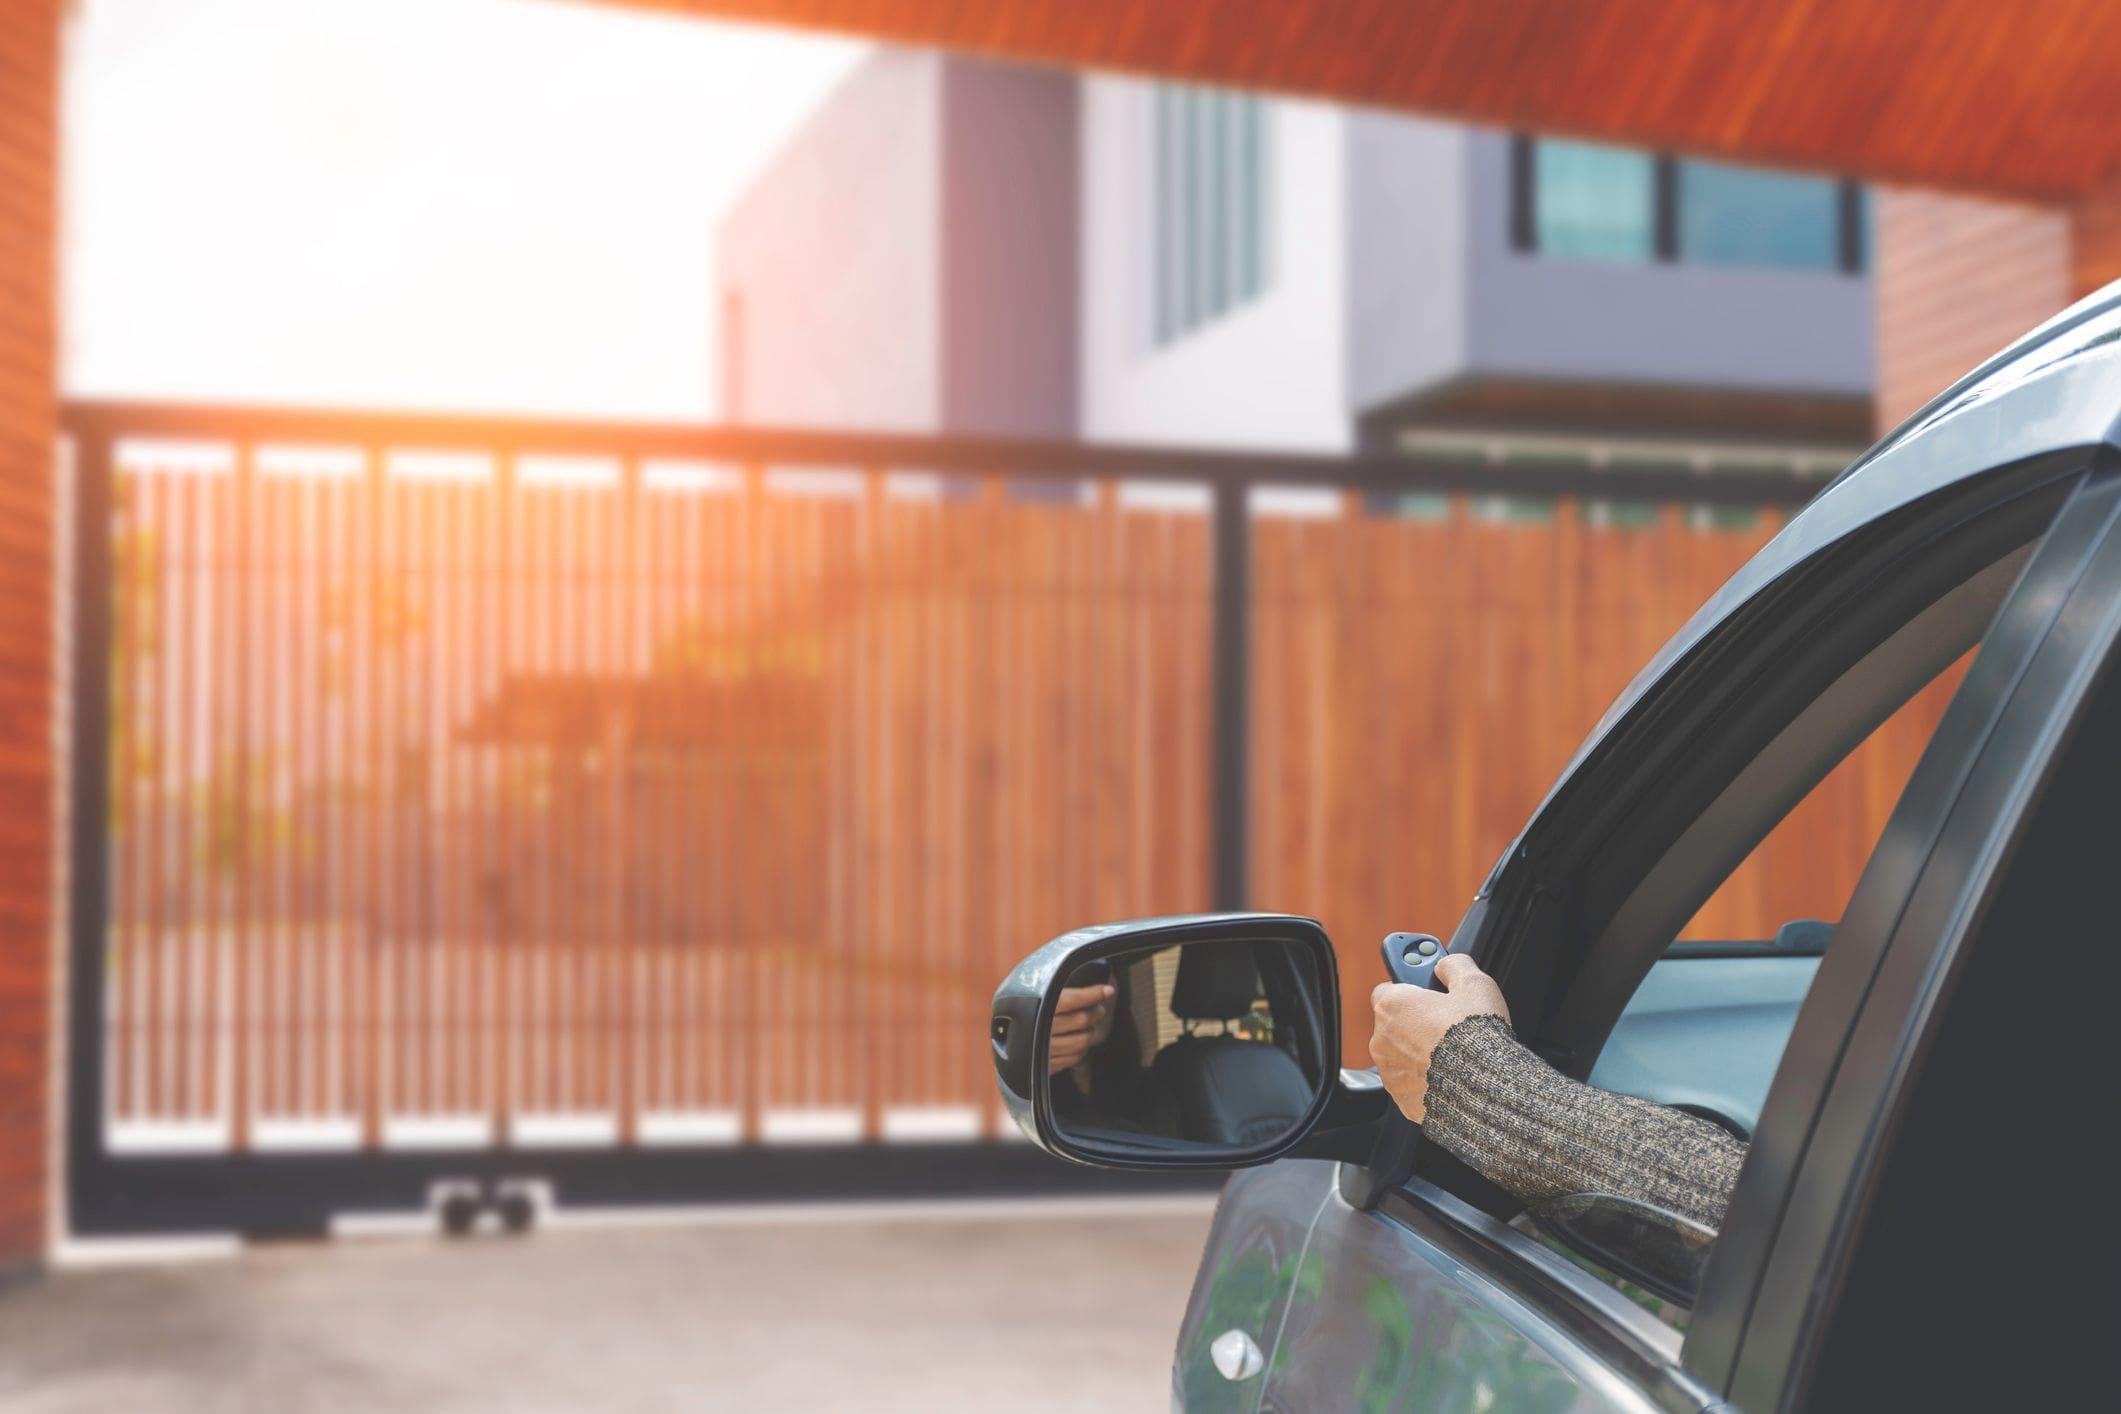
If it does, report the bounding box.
[990,914,1341,1169]
[1529,1191,1717,1308]
[1052,940,1323,1155]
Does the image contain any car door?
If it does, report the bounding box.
[1712,463,2121,1411]
[1243,293,2121,1412]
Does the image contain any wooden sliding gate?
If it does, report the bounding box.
[66,401,1860,1233]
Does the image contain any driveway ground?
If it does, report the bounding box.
[0,1198,1216,1412]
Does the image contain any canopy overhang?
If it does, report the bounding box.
[603,0,2121,201]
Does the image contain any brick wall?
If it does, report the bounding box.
[1874,188,2073,430]
[2072,174,2121,298]
[0,0,59,1269]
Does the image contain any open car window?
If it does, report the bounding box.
[1439,461,2083,1326]
[1585,648,1966,1144]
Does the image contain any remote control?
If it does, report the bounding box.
[1380,931,1447,989]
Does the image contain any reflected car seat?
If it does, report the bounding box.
[1152,950,1314,1147]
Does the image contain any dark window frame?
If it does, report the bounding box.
[1509,133,1867,274]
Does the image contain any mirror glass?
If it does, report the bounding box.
[1046,937,1329,1159]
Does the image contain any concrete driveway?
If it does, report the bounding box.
[0,1198,1216,1412]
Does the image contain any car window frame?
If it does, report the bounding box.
[1486,457,2080,1059]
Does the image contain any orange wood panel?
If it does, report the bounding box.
[0,0,56,1264]
[1252,497,1947,1066]
[104,450,1949,1142]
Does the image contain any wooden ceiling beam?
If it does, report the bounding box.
[590,0,2121,201]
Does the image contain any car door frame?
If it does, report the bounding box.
[1710,461,2121,1409]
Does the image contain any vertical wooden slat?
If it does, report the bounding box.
[328,469,350,1121]
[493,457,518,1143]
[142,469,169,1124]
[175,470,202,1121]
[360,454,386,1147]
[295,469,319,1130]
[532,478,554,1117]
[203,459,229,1135]
[110,467,137,1127]
[613,463,637,1143]
[259,473,283,1121]
[226,450,254,1150]
[692,477,717,1119]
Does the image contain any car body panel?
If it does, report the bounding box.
[1172,1161,1334,1413]
[1178,1162,1665,1414]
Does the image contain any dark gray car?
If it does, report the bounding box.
[993,282,2121,1411]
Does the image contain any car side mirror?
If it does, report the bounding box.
[991,913,1376,1168]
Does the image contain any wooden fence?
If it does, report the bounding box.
[72,403,1928,1174]
[1252,495,1959,1051]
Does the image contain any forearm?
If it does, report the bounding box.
[1421,1014,1745,1232]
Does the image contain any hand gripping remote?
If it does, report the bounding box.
[1380,931,1447,989]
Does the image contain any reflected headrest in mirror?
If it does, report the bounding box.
[1772,918,1834,953]
[1168,947,1263,1021]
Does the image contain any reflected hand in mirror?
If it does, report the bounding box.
[1047,980,1116,1075]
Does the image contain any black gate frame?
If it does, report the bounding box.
[63,400,1826,1236]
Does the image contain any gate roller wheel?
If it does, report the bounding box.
[439,1191,482,1237]
[496,1190,535,1235]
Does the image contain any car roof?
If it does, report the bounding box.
[1490,278,2121,895]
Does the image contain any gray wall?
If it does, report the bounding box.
[1462,131,1873,397]
[1346,123,1875,420]
[717,50,944,430]
[1345,113,1470,416]
[717,50,1079,437]
[939,60,1078,439]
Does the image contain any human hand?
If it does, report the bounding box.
[1369,954,1511,1124]
[1049,983,1117,1075]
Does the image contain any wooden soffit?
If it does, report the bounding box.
[599,0,2121,201]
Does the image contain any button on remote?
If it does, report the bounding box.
[1381,931,1447,988]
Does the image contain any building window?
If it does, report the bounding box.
[1527,139,1657,262]
[1512,136,1866,274]
[1677,159,1841,271]
[1152,85,1270,345]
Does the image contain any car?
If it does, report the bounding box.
[991,281,2121,1412]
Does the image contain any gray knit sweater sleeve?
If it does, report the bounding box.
[1421,1014,1745,1232]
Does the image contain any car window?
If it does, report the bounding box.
[1675,655,1964,950]
[1488,469,2080,1325]
[1542,659,1968,1327]
[1587,655,1967,1142]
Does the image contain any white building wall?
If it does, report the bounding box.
[1345,114,1472,416]
[1077,77,1351,452]
[717,50,943,431]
